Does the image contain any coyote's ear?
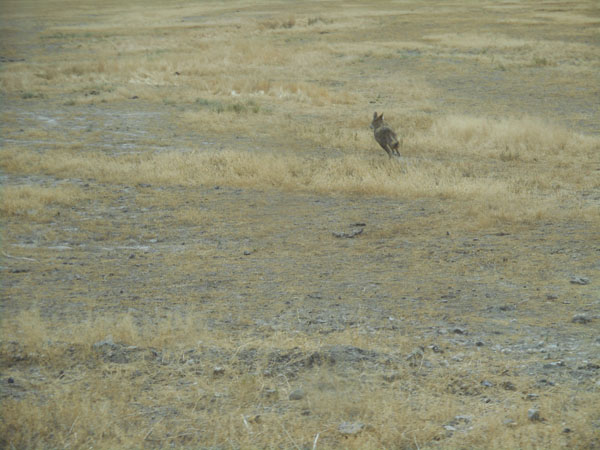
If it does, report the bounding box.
[373,112,378,119]
[379,113,384,120]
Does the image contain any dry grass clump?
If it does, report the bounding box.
[258,15,296,30]
[424,115,599,160]
[3,110,597,226]
[2,308,600,449]
[0,184,85,219]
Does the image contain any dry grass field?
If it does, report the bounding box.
[1,0,600,448]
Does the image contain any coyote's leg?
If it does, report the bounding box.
[379,143,391,158]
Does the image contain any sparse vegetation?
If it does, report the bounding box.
[1,1,599,449]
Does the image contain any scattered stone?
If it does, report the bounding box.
[526,393,539,401]
[7,377,14,384]
[481,380,494,388]
[338,421,365,436]
[570,276,590,285]
[528,408,542,422]
[429,344,444,353]
[247,414,261,424]
[213,366,225,376]
[503,418,516,427]
[260,387,277,399]
[243,250,252,256]
[543,360,565,369]
[546,294,558,300]
[327,345,378,364]
[406,347,424,367]
[563,427,572,433]
[452,415,472,424]
[289,388,305,401]
[382,371,401,382]
[452,327,467,335]
[475,341,485,347]
[93,335,115,348]
[498,304,516,312]
[501,381,517,391]
[572,314,593,324]
[332,228,363,239]
[443,425,456,432]
[578,361,600,370]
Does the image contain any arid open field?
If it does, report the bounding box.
[1,0,600,448]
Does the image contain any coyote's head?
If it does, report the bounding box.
[370,112,384,130]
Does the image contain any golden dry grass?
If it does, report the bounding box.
[1,0,600,449]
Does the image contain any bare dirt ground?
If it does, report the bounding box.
[1,1,600,448]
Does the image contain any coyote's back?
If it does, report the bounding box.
[370,112,400,158]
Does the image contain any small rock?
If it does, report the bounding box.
[526,393,539,401]
[503,418,516,427]
[451,354,464,362]
[563,427,572,433]
[261,387,278,399]
[572,314,592,324]
[213,366,225,376]
[332,228,363,239]
[452,327,466,335]
[443,425,456,432]
[289,388,305,401]
[546,294,558,300]
[93,335,115,348]
[475,341,484,347]
[453,415,472,424]
[7,377,14,384]
[247,414,261,424]
[243,250,252,256]
[570,276,590,285]
[501,381,517,391]
[528,408,542,422]
[338,421,365,436]
[406,348,424,367]
[481,380,494,388]
[498,304,516,311]
[382,371,401,382]
[578,361,600,370]
[543,360,565,369]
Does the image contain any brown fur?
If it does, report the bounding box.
[370,112,400,158]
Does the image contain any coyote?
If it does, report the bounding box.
[370,112,400,158]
